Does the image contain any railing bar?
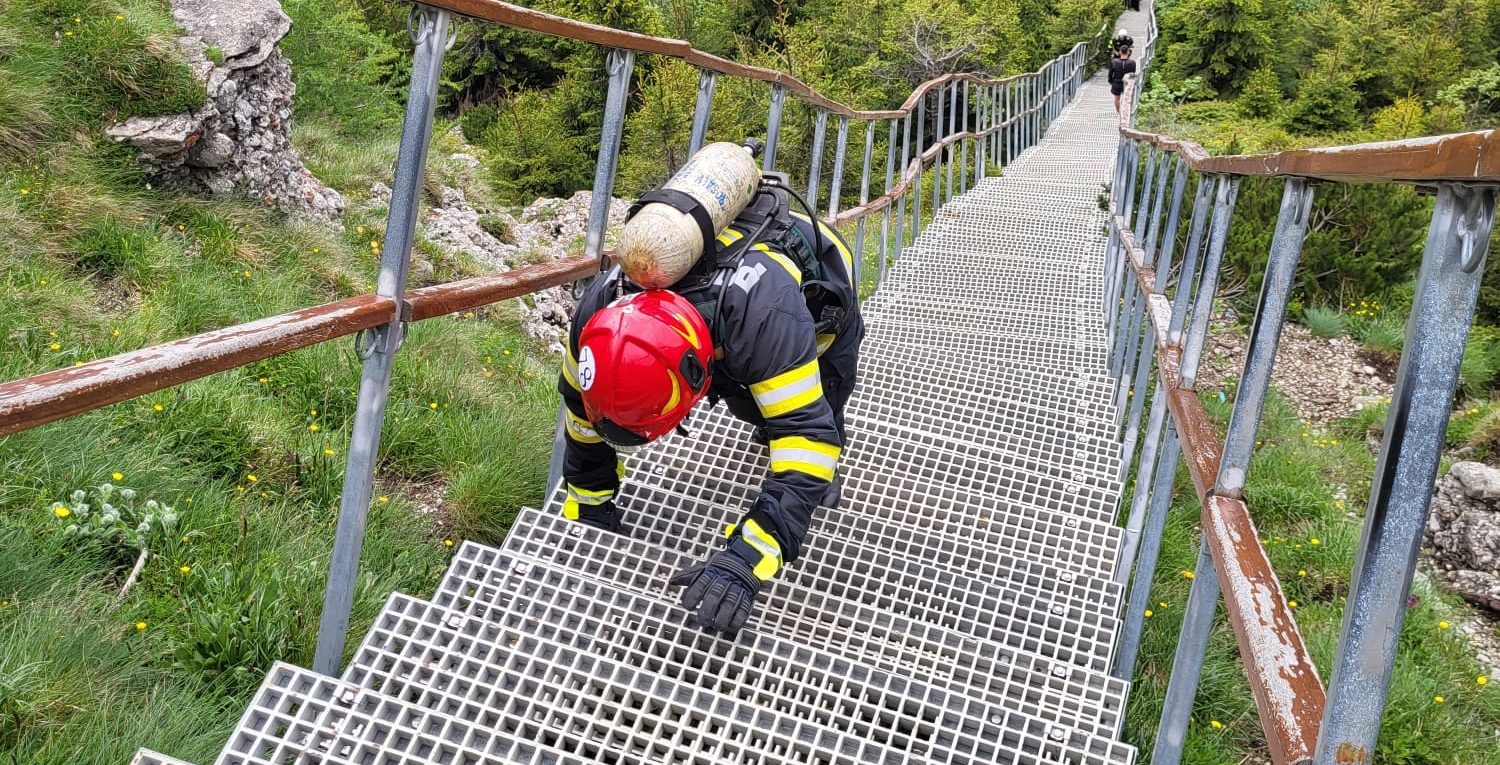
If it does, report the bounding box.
[312,6,452,676]
[764,84,786,170]
[1181,176,1241,386]
[1114,424,1183,679]
[807,109,828,213]
[1150,541,1220,765]
[1314,184,1498,765]
[880,119,896,283]
[828,116,850,219]
[687,68,716,155]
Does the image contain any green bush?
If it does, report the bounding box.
[1237,65,1283,118]
[1354,316,1406,357]
[1302,305,1346,338]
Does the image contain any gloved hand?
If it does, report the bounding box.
[562,495,625,534]
[669,518,782,635]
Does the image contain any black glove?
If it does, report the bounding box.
[563,495,625,534]
[668,518,783,635]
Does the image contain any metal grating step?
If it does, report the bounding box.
[416,554,1135,763]
[472,519,1132,741]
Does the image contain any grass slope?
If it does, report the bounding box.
[1123,389,1500,764]
[0,2,558,762]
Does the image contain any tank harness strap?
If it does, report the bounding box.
[627,188,718,265]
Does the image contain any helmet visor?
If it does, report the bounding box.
[594,417,651,450]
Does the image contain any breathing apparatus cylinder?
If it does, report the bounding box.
[617,141,761,289]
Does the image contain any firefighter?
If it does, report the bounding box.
[557,170,863,637]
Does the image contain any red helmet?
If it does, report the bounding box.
[577,290,713,448]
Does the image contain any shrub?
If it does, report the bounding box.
[1354,317,1406,358]
[1237,65,1282,118]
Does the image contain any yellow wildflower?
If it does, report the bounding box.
[377,496,389,504]
[1181,570,1195,580]
[135,621,147,631]
[429,402,438,410]
[1298,569,1307,577]
[19,188,28,195]
[1210,720,1222,730]
[1310,538,1320,546]
[49,342,60,351]
[53,506,71,519]
[1478,676,1488,686]
[179,565,191,574]
[153,404,164,412]
[112,471,123,481]
[111,328,120,337]
[1439,621,1450,630]
[309,424,320,432]
[1144,609,1153,618]
[1434,695,1445,704]
[443,539,455,548]
[259,377,269,384]
[323,448,336,456]
[247,474,258,483]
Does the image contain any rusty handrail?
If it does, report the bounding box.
[0,256,596,437]
[425,0,1092,121]
[1118,79,1499,184]
[1113,215,1327,765]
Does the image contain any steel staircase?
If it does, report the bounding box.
[132,8,1149,763]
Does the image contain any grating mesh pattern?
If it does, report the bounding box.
[187,8,1158,762]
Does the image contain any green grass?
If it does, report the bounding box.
[1124,389,1500,764]
[0,2,561,762]
[1302,305,1347,338]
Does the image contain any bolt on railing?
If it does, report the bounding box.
[1108,3,1500,764]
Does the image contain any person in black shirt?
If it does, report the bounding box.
[1109,46,1137,114]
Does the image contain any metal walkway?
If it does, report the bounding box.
[134,10,1151,765]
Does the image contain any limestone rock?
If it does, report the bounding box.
[106,0,343,222]
[1425,462,1500,613]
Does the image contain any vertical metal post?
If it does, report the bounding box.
[914,95,925,238]
[946,81,958,202]
[932,85,944,214]
[584,49,635,267]
[1152,178,1315,765]
[882,119,896,282]
[828,116,850,219]
[764,85,786,170]
[1113,149,1159,417]
[807,109,828,214]
[1118,158,1189,476]
[975,83,986,183]
[896,113,911,259]
[313,6,452,677]
[960,80,970,193]
[688,68,717,155]
[1313,184,1496,765]
[1143,153,1173,262]
[1181,177,1242,385]
[853,119,874,269]
[1169,173,1217,344]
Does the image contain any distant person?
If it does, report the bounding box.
[1109,45,1136,114]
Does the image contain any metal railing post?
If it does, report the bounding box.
[1119,158,1188,477]
[853,119,874,270]
[881,119,896,283]
[688,68,717,155]
[960,80,970,193]
[1113,148,1161,414]
[896,113,911,259]
[914,95,926,238]
[1168,174,1217,345]
[946,81,958,202]
[1313,184,1497,765]
[313,5,452,676]
[1181,177,1242,384]
[584,49,635,267]
[1152,177,1315,765]
[764,84,786,170]
[976,83,986,183]
[808,109,828,214]
[828,116,850,219]
[1122,174,1236,675]
[932,85,945,214]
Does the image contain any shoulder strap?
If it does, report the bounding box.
[627,188,717,261]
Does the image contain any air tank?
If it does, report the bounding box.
[617,141,761,289]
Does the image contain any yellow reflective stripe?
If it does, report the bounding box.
[616,459,627,480]
[565,409,601,444]
[562,349,580,391]
[752,244,802,284]
[750,360,824,418]
[716,227,745,245]
[562,495,581,520]
[741,518,783,581]
[815,333,835,355]
[567,483,614,506]
[769,436,840,481]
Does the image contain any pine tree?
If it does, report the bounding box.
[1159,0,1274,97]
[1236,65,1283,117]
